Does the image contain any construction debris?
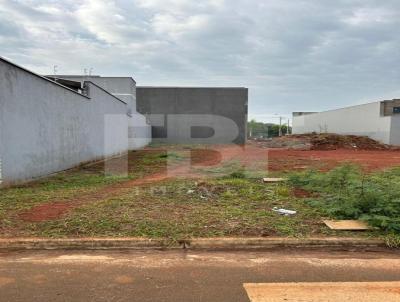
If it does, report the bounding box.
[272,207,297,216]
[323,220,371,231]
[306,134,392,150]
[251,133,398,151]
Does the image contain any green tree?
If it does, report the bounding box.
[247,120,291,138]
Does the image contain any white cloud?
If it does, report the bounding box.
[75,0,147,44]
[135,0,225,14]
[343,7,396,26]
[151,13,210,38]
[1,0,400,121]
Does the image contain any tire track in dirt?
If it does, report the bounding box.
[18,167,195,222]
[17,147,239,222]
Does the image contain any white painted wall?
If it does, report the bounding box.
[0,58,144,185]
[292,102,393,144]
[58,76,151,150]
[128,113,151,150]
[59,76,136,114]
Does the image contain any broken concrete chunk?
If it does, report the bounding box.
[263,178,287,183]
[323,220,370,231]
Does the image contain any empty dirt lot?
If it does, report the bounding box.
[1,134,400,240]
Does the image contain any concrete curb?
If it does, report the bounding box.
[0,237,389,251]
[0,238,178,250]
[185,237,387,250]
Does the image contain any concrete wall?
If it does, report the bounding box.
[136,87,248,144]
[57,76,136,114]
[129,112,152,149]
[390,115,400,145]
[292,102,393,144]
[58,76,151,150]
[0,58,135,185]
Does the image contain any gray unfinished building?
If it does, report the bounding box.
[137,87,248,144]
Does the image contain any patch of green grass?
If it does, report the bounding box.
[195,160,265,179]
[228,169,246,179]
[195,160,242,175]
[3,147,396,240]
[139,151,184,165]
[288,164,400,234]
[0,150,172,232]
[21,177,336,239]
[385,233,400,248]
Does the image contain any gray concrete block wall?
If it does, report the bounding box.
[390,115,400,145]
[136,87,248,144]
[0,59,133,185]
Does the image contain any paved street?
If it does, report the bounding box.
[0,249,400,301]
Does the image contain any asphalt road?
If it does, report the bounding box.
[0,248,400,301]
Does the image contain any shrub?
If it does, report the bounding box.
[229,169,246,179]
[288,165,400,233]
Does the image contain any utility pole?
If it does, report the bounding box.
[287,119,290,135]
[279,116,282,137]
[53,65,58,83]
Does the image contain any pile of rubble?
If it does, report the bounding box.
[251,133,395,150]
[305,133,392,150]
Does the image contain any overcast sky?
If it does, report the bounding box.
[1,0,400,122]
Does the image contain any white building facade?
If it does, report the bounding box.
[292,100,400,145]
[0,57,151,186]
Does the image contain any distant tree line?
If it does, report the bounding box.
[247,119,291,138]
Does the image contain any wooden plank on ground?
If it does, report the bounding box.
[244,282,400,302]
[323,220,370,230]
[263,178,287,183]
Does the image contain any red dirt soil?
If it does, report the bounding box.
[18,154,216,223]
[18,202,76,222]
[204,145,400,171]
[18,144,400,223]
[267,149,400,171]
[292,188,321,198]
[18,168,184,223]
